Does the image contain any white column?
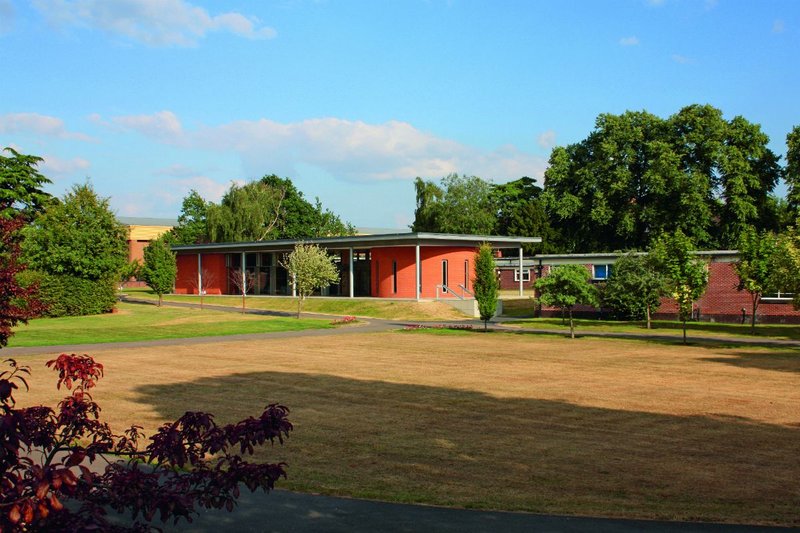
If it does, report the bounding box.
[519,246,524,297]
[197,253,202,295]
[415,245,421,301]
[241,252,246,294]
[349,247,354,298]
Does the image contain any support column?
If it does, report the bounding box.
[519,246,524,297]
[197,253,202,295]
[241,252,246,294]
[349,248,354,298]
[415,245,421,301]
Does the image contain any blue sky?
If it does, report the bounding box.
[1,0,798,228]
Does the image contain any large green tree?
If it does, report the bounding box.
[734,227,779,333]
[786,125,800,218]
[535,264,599,339]
[22,183,128,281]
[281,243,339,318]
[770,221,800,310]
[411,174,496,234]
[0,147,53,220]
[649,230,709,344]
[141,234,178,307]
[492,177,559,253]
[473,242,498,330]
[172,189,209,244]
[541,105,782,252]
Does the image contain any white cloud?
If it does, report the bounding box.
[110,110,184,141]
[773,19,785,34]
[39,154,91,180]
[619,36,639,46]
[32,0,276,46]
[645,0,665,6]
[0,113,94,141]
[537,130,557,150]
[671,54,693,64]
[101,112,549,184]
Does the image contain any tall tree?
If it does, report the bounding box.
[770,222,800,310]
[206,180,286,243]
[734,227,778,333]
[141,234,178,307]
[601,253,666,328]
[411,174,496,234]
[473,242,498,330]
[535,265,599,339]
[172,189,209,244]
[541,105,782,251]
[0,216,42,348]
[649,230,709,344]
[786,125,800,218]
[22,183,128,282]
[281,243,339,318]
[492,177,559,253]
[0,147,53,220]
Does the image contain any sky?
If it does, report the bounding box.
[1,0,798,229]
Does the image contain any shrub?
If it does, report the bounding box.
[0,354,292,531]
[18,271,117,317]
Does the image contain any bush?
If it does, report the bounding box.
[18,270,117,317]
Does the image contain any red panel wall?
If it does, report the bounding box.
[174,253,227,295]
[371,246,475,298]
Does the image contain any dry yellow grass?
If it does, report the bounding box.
[14,332,800,526]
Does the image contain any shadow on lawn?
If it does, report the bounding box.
[702,349,800,374]
[133,371,800,527]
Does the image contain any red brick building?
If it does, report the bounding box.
[497,251,800,324]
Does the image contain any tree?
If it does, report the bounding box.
[187,267,218,310]
[172,190,209,244]
[281,243,339,318]
[734,227,779,333]
[207,180,286,243]
[771,222,800,310]
[411,174,497,234]
[0,216,42,348]
[786,125,800,219]
[541,105,782,252]
[534,264,599,339]
[0,147,53,220]
[140,234,178,307]
[492,177,560,253]
[22,183,128,282]
[229,268,256,313]
[601,253,666,328]
[0,353,292,531]
[473,243,499,331]
[649,230,709,344]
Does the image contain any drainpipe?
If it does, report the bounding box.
[415,244,421,301]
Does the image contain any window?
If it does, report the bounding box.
[592,264,611,280]
[392,261,397,294]
[514,269,531,282]
[762,291,795,302]
[464,260,469,290]
[441,260,448,287]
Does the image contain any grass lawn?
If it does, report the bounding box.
[122,288,468,321]
[14,331,800,526]
[7,302,333,347]
[500,298,800,341]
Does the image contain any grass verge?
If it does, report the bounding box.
[7,301,332,347]
[122,288,467,321]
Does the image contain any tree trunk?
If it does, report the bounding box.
[682,320,687,345]
[241,292,246,314]
[569,308,575,339]
[646,305,651,330]
[297,295,303,319]
[158,294,162,307]
[484,318,488,332]
[200,293,204,311]
[750,295,759,335]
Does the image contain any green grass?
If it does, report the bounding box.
[508,316,800,341]
[122,288,467,320]
[7,302,333,347]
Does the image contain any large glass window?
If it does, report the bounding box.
[592,264,611,280]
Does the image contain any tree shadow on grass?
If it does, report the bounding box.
[132,371,800,528]
[701,349,800,374]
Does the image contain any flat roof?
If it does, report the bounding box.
[172,232,542,254]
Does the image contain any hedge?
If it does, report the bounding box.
[18,271,117,317]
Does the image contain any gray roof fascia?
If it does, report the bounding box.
[171,233,542,254]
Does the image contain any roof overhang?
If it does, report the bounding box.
[171,232,542,254]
